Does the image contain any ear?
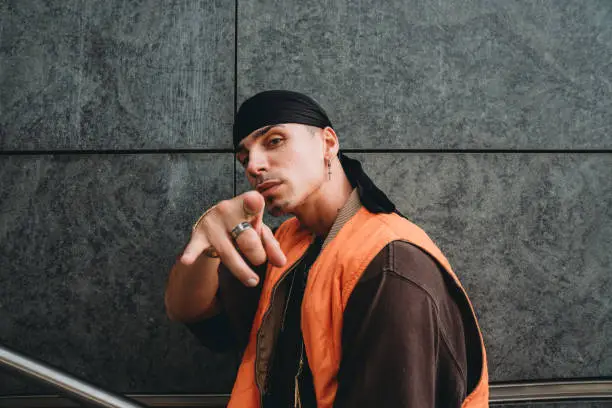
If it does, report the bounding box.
[321,126,340,159]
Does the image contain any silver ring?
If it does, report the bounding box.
[231,221,253,240]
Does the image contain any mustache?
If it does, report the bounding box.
[254,174,281,186]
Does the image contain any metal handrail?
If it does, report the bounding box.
[0,344,144,408]
[2,380,612,407]
[489,379,612,404]
[2,381,612,408]
[1,342,611,407]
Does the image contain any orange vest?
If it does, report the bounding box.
[228,207,489,407]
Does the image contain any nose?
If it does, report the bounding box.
[245,148,269,179]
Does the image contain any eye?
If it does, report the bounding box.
[267,136,283,147]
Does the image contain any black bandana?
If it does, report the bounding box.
[233,90,399,215]
[233,90,332,147]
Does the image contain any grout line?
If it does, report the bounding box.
[340,149,612,154]
[0,149,234,156]
[234,0,238,114]
[1,149,611,156]
[233,0,238,197]
[234,160,237,197]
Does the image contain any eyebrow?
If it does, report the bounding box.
[236,124,285,155]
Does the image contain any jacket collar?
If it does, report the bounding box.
[321,189,362,250]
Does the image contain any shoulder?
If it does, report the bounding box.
[356,240,469,350]
[361,240,449,301]
[356,212,447,268]
[385,240,451,302]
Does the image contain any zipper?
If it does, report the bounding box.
[280,266,299,332]
[256,244,311,406]
[294,341,305,408]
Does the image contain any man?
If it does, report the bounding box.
[165,90,489,407]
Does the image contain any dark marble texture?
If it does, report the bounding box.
[0,1,234,150]
[238,0,612,149]
[347,152,612,381]
[0,153,239,394]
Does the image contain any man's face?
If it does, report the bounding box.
[236,123,327,216]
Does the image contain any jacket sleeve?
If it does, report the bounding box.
[185,261,266,353]
[184,309,237,352]
[334,241,470,408]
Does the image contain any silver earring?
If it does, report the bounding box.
[327,159,331,180]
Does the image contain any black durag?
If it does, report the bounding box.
[233,90,400,215]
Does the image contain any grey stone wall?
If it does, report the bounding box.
[1,0,610,399]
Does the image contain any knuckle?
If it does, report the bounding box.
[216,200,231,214]
[194,219,211,235]
[237,239,257,255]
[237,229,261,245]
[214,245,227,258]
[239,243,266,265]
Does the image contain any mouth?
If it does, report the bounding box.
[256,180,282,195]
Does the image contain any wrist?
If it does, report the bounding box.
[192,206,220,258]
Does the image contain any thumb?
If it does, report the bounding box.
[240,190,265,232]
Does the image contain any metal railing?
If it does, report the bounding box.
[1,342,611,407]
[0,345,144,408]
[489,379,612,405]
